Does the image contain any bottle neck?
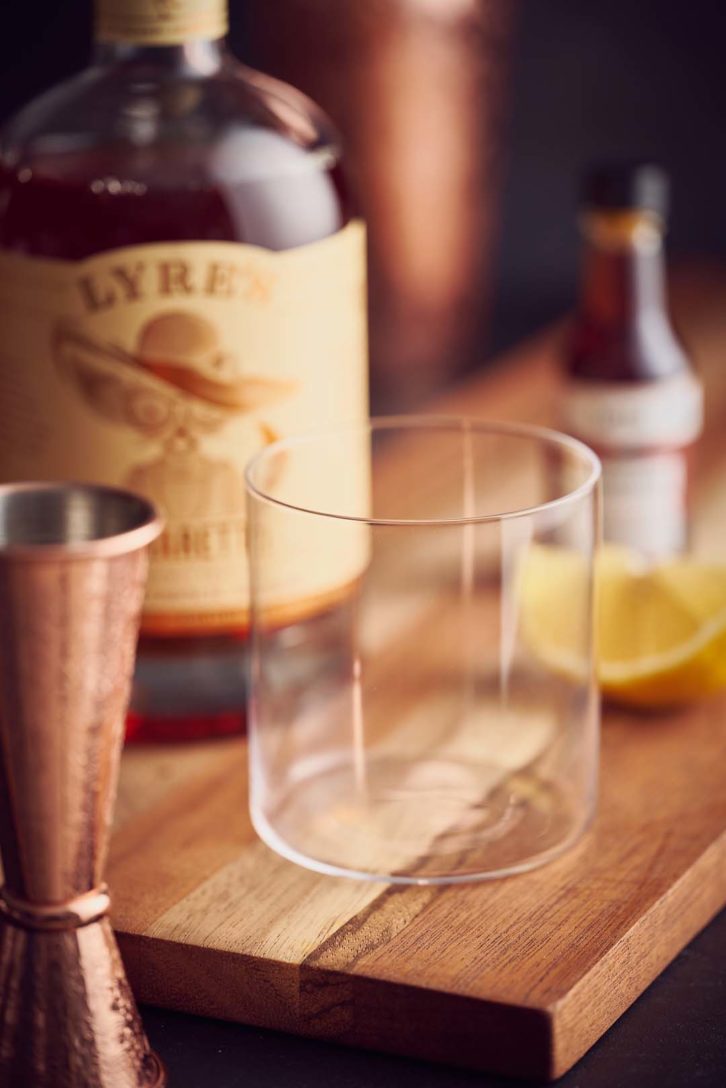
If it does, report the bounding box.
[93,38,227,76]
[93,0,229,74]
[577,211,668,330]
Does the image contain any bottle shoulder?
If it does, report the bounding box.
[1,55,340,181]
[0,56,350,257]
[567,311,693,383]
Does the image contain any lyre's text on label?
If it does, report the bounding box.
[77,258,275,313]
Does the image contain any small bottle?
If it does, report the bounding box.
[0,1,368,741]
[563,163,703,558]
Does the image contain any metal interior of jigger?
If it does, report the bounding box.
[0,480,161,554]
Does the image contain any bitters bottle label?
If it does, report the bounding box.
[562,373,703,557]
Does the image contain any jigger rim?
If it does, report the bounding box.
[0,482,163,560]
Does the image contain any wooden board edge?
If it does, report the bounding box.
[549,831,726,1079]
[118,931,301,1034]
[297,962,555,1080]
[119,929,557,1080]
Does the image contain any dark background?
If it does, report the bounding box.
[492,0,726,350]
[3,0,726,357]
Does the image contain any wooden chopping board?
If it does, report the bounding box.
[109,264,726,1082]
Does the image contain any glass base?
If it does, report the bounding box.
[127,634,247,743]
[251,754,592,885]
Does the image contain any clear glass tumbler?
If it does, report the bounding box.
[246,418,601,883]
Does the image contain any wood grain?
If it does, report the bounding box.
[109,264,726,1081]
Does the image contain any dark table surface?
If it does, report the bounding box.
[142,905,725,1088]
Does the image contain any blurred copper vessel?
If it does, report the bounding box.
[239,0,514,407]
[0,483,165,1088]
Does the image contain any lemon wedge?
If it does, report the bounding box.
[521,544,726,708]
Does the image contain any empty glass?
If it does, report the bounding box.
[246,418,601,883]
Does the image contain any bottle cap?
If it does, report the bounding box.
[581,162,669,218]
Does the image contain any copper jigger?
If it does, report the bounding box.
[0,483,165,1088]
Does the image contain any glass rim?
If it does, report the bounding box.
[244,415,602,527]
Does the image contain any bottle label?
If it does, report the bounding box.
[0,223,369,633]
[562,373,703,449]
[600,450,689,557]
[562,374,702,557]
[96,1,228,46]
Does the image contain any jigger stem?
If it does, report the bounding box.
[0,483,165,1088]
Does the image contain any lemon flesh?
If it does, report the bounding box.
[521,545,726,708]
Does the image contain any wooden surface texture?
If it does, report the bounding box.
[109,263,726,1081]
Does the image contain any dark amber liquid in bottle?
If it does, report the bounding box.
[568,212,687,384]
[0,147,349,258]
[0,145,350,742]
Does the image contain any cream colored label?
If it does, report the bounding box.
[562,375,700,557]
[563,374,703,449]
[0,223,368,633]
[600,451,688,557]
[96,0,228,45]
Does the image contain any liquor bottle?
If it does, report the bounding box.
[562,163,702,558]
[0,0,368,741]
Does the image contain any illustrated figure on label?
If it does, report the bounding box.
[53,310,295,523]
